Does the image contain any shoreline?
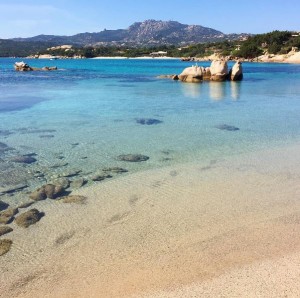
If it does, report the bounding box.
[1,55,300,64]
[1,141,300,297]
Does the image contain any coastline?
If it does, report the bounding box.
[1,142,300,297]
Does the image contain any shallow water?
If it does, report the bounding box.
[0,58,300,197]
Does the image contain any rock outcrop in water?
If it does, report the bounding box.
[14,62,57,71]
[163,60,243,83]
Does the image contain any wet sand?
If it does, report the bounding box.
[1,143,300,298]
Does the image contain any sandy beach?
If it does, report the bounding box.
[1,142,300,298]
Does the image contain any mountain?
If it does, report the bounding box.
[10,20,246,46]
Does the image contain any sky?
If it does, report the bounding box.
[0,0,299,38]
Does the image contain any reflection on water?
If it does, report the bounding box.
[180,83,201,99]
[209,82,226,101]
[230,81,241,100]
[181,81,241,101]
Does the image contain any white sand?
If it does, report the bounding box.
[1,143,300,298]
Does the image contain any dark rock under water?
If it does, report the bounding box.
[215,124,240,131]
[15,208,44,228]
[136,118,163,125]
[117,154,149,162]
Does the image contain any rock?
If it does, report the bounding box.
[44,184,64,199]
[91,174,112,182]
[59,195,87,204]
[29,189,47,201]
[0,142,12,154]
[157,74,177,79]
[50,162,69,169]
[51,177,70,189]
[39,135,55,138]
[15,209,44,228]
[0,226,13,236]
[0,239,12,256]
[0,184,28,195]
[30,183,65,200]
[70,178,86,189]
[60,170,82,178]
[41,66,57,71]
[18,201,35,209]
[0,208,18,224]
[136,118,163,125]
[117,154,149,162]
[0,200,9,211]
[14,61,33,71]
[229,61,243,81]
[11,155,37,164]
[178,65,203,83]
[210,60,229,81]
[203,67,211,80]
[172,75,179,80]
[102,167,128,174]
[216,124,240,131]
[0,130,12,137]
[14,62,57,72]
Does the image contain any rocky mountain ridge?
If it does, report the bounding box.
[11,20,248,46]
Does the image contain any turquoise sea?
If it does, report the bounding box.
[0,58,300,195]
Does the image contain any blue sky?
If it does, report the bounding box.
[0,0,299,38]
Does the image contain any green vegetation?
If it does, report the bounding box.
[0,31,299,59]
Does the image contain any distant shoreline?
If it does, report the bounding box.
[1,55,300,64]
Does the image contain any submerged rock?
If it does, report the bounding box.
[0,226,13,236]
[59,195,87,204]
[216,124,240,131]
[18,201,35,209]
[0,184,28,195]
[15,209,44,228]
[136,118,163,125]
[0,239,12,256]
[0,200,9,211]
[102,167,128,174]
[91,174,112,182]
[51,177,70,189]
[29,183,65,201]
[117,154,149,162]
[0,208,18,224]
[70,178,86,189]
[11,155,37,164]
[0,142,11,154]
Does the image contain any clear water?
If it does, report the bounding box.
[1,58,300,192]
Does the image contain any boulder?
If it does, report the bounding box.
[229,61,243,81]
[0,239,12,256]
[29,183,65,201]
[14,62,33,71]
[15,209,44,228]
[0,208,18,224]
[210,60,229,81]
[178,65,203,83]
